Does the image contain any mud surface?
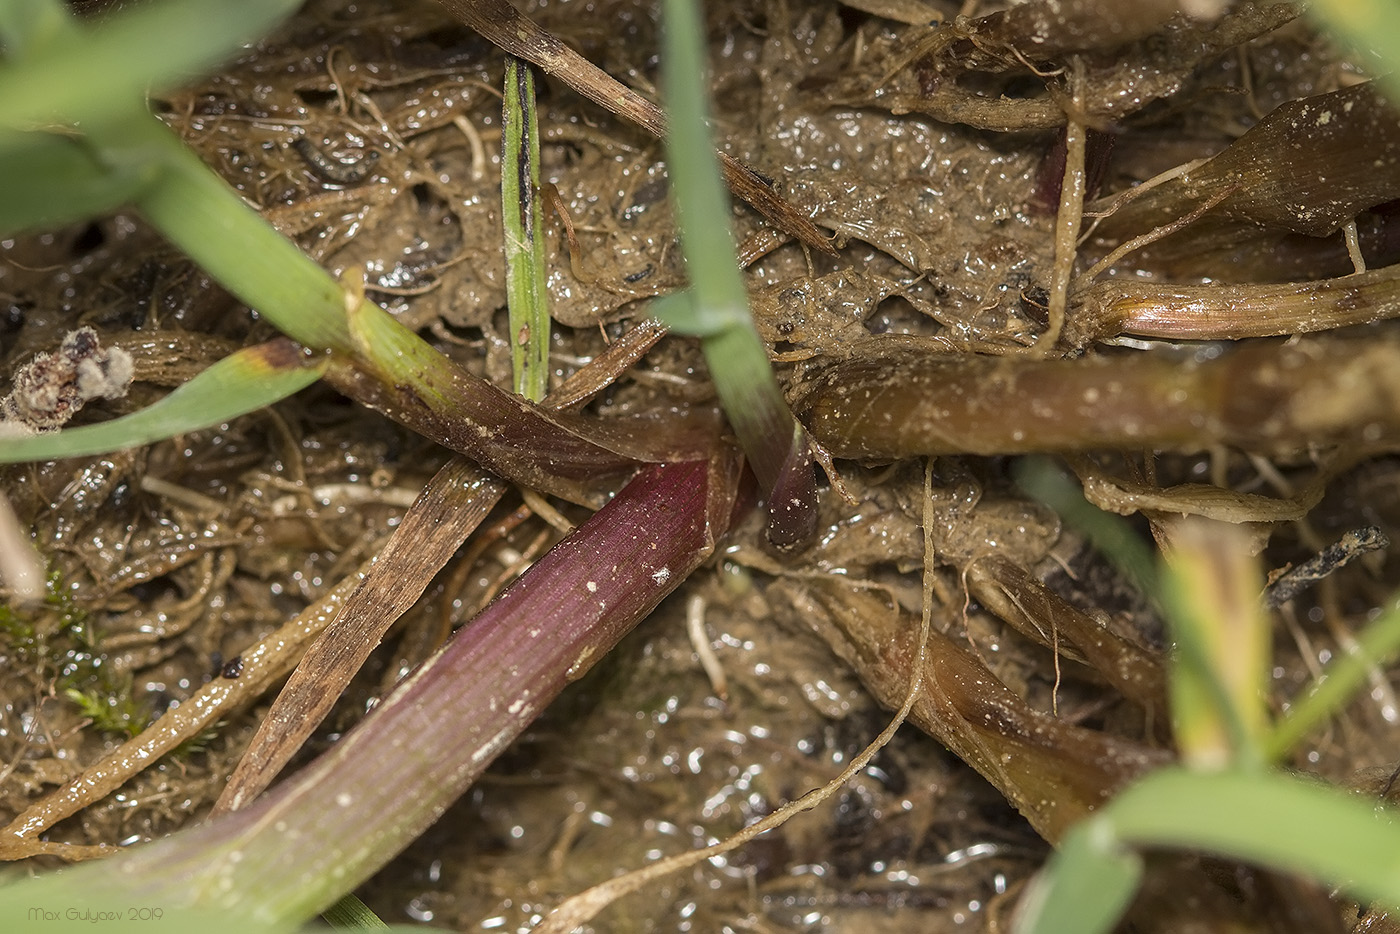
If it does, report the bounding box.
[3,1,1400,932]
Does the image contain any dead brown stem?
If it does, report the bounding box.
[1069,263,1400,344]
[1090,83,1400,242]
[786,577,1170,842]
[794,335,1400,458]
[966,554,1167,711]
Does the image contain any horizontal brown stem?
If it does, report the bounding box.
[1070,264,1400,344]
[794,336,1400,458]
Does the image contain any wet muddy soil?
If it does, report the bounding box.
[4,1,1400,931]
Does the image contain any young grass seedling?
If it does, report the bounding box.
[502,54,551,402]
[1013,467,1400,933]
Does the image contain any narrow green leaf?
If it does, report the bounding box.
[1108,767,1400,911]
[0,128,157,234]
[0,0,301,131]
[1161,520,1269,770]
[652,289,736,338]
[1017,766,1400,933]
[1012,457,1159,598]
[0,0,355,352]
[1014,815,1142,934]
[501,55,551,402]
[126,121,355,353]
[659,0,816,547]
[0,341,324,463]
[1267,595,1400,759]
[658,0,748,321]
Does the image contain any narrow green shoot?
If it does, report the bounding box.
[0,0,351,350]
[0,0,69,55]
[0,0,688,494]
[501,55,551,402]
[1011,813,1142,934]
[1011,465,1400,931]
[656,0,816,549]
[0,127,159,233]
[1011,457,1158,598]
[1160,520,1270,770]
[321,894,388,930]
[1015,462,1269,768]
[127,123,355,352]
[1266,594,1400,759]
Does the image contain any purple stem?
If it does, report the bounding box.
[78,457,734,924]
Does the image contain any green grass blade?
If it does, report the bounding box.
[321,894,387,930]
[0,0,301,130]
[501,55,550,402]
[658,0,815,547]
[0,341,324,463]
[651,289,728,337]
[1112,767,1400,907]
[0,1,354,350]
[1266,594,1400,759]
[1018,766,1400,933]
[126,120,355,353]
[0,1,355,349]
[0,0,70,57]
[1161,520,1269,770]
[0,128,158,233]
[657,0,748,322]
[1013,814,1142,934]
[1012,457,1158,597]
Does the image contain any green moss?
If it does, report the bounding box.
[0,569,152,739]
[63,679,151,739]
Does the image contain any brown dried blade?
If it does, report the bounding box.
[213,457,506,814]
[966,554,1167,711]
[778,577,1170,842]
[1090,83,1400,242]
[435,0,834,255]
